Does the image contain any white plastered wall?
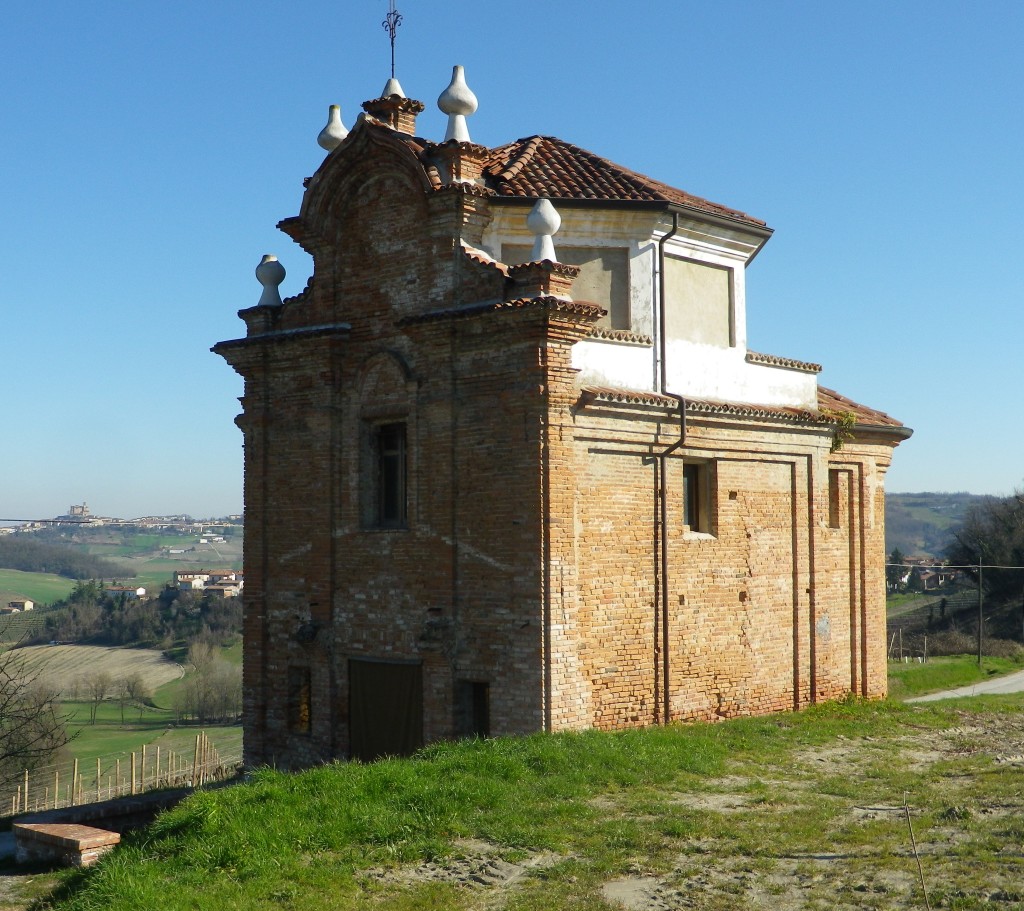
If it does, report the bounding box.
[482,206,818,410]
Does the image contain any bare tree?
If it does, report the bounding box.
[187,640,216,676]
[125,672,151,722]
[84,670,113,724]
[175,639,242,724]
[114,675,132,725]
[0,646,69,791]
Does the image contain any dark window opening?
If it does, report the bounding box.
[376,422,407,528]
[455,680,490,739]
[683,462,703,531]
[288,666,311,735]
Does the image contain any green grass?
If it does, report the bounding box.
[885,591,926,610]
[33,696,1024,911]
[887,653,1024,699]
[0,568,75,605]
[60,701,239,762]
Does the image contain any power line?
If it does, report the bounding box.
[886,562,1024,571]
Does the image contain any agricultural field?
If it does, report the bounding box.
[0,605,64,646]
[10,644,184,698]
[0,642,242,820]
[0,568,74,605]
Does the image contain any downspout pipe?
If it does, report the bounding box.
[658,212,686,444]
[655,212,685,725]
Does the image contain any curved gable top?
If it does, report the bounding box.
[284,118,437,248]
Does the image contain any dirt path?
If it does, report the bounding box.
[907,666,1024,702]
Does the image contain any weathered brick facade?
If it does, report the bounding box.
[215,83,909,769]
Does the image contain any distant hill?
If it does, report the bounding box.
[885,491,995,558]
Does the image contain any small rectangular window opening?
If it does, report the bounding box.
[288,666,311,735]
[377,422,407,527]
[455,680,490,739]
[683,462,703,531]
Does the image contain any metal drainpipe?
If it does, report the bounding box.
[656,212,685,724]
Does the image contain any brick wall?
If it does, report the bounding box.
[217,118,903,770]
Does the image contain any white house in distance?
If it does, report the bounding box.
[173,570,244,597]
[1,599,34,614]
[104,586,146,599]
[174,571,211,590]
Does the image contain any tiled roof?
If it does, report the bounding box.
[482,136,766,227]
[580,385,907,432]
[818,386,905,429]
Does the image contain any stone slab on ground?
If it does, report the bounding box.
[13,823,120,868]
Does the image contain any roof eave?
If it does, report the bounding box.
[665,202,773,260]
[491,196,669,212]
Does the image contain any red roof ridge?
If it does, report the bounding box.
[492,135,545,183]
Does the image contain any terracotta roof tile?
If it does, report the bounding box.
[817,386,905,429]
[399,296,605,326]
[482,136,766,226]
[746,351,822,374]
[460,242,509,276]
[580,385,908,432]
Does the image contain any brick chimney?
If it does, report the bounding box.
[361,77,425,135]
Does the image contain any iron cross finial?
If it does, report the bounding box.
[382,1,403,79]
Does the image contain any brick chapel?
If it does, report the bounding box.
[215,66,911,768]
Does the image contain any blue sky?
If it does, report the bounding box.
[3,1,1021,519]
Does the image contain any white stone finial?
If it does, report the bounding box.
[438,65,478,144]
[255,254,286,307]
[381,76,406,98]
[527,198,561,262]
[317,104,349,151]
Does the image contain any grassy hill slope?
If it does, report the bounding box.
[31,696,1024,911]
[0,569,74,606]
[885,491,993,558]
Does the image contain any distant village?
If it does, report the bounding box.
[0,502,244,614]
[0,502,242,535]
[888,556,961,593]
